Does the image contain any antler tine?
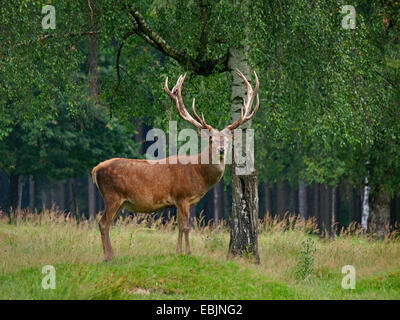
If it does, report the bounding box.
[164,74,190,121]
[248,71,259,112]
[191,98,203,123]
[191,98,212,130]
[235,69,255,115]
[164,76,170,93]
[225,69,260,131]
[164,73,212,130]
[164,76,176,101]
[244,94,259,121]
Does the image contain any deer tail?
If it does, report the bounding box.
[91,166,99,190]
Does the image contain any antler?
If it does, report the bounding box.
[225,69,260,131]
[164,73,212,131]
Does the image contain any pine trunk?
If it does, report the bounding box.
[331,186,338,236]
[264,183,271,215]
[29,176,35,212]
[298,179,307,220]
[314,183,320,226]
[346,184,354,224]
[9,174,19,212]
[323,185,331,233]
[58,181,65,211]
[277,181,285,218]
[289,184,296,214]
[17,178,23,210]
[369,186,390,239]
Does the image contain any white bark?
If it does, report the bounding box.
[228,47,255,176]
[361,177,370,232]
[227,46,259,262]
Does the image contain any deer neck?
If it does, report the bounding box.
[197,145,226,187]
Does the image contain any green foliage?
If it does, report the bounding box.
[248,0,400,196]
[295,237,316,280]
[1,0,400,200]
[0,104,136,179]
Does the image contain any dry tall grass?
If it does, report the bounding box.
[1,209,400,287]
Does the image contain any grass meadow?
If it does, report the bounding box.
[1,210,400,300]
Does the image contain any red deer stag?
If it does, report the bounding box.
[92,69,259,261]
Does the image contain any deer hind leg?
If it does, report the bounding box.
[99,198,121,261]
[176,201,191,255]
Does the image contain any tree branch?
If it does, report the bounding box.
[127,6,229,75]
[109,30,134,118]
[196,0,210,61]
[38,30,100,45]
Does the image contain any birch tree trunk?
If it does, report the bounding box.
[361,177,370,233]
[227,47,259,263]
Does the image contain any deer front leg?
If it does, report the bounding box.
[176,229,183,254]
[184,226,192,255]
[176,201,191,255]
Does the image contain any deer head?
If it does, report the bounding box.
[164,69,260,164]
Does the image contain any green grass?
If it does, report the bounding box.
[1,211,400,299]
